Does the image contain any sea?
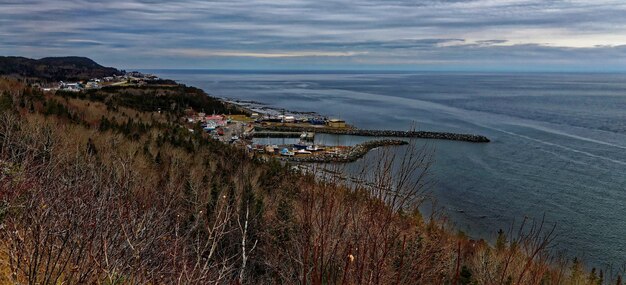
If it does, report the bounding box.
[144,70,626,268]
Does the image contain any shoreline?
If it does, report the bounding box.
[275,139,409,163]
[255,125,490,143]
[219,96,491,144]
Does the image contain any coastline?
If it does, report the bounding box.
[219,96,490,143]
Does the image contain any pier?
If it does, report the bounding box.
[255,125,490,143]
[277,139,409,163]
[255,131,315,140]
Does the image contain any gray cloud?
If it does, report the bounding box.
[1,0,626,70]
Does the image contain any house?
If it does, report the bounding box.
[206,115,228,126]
[206,115,224,121]
[59,81,82,92]
[85,81,100,89]
[327,119,346,128]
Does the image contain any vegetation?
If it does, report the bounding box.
[0,56,121,81]
[70,84,245,116]
[0,77,622,284]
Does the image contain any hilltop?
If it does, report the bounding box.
[0,59,617,284]
[0,56,122,81]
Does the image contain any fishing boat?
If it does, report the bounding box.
[265,145,276,154]
[280,148,295,156]
[308,118,326,125]
[293,141,311,150]
[300,132,315,141]
[306,145,324,152]
[203,121,217,132]
[296,149,312,155]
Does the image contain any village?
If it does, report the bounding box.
[28,69,397,163]
[181,108,401,163]
[35,71,165,92]
[31,71,488,163]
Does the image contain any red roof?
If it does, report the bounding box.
[206,115,224,120]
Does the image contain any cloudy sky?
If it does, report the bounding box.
[2,0,626,71]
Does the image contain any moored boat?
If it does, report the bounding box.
[280,148,295,156]
[306,145,324,152]
[293,140,311,150]
[296,149,312,155]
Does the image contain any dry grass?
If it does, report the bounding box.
[0,77,620,284]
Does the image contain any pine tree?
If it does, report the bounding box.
[154,151,162,165]
[0,91,14,112]
[496,229,507,251]
[589,268,598,285]
[86,138,98,156]
[569,257,584,285]
[599,270,604,285]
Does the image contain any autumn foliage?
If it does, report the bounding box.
[0,78,620,284]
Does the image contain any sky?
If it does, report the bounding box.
[2,0,626,71]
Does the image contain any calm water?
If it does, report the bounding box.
[146,70,626,268]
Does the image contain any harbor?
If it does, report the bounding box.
[184,100,490,163]
[249,139,408,163]
[254,125,490,143]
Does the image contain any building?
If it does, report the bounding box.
[85,81,100,89]
[206,115,228,126]
[59,82,82,92]
[327,119,346,128]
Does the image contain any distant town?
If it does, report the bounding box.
[34,71,165,92]
[28,70,488,163]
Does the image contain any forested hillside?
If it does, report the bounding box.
[0,56,122,81]
[0,75,615,284]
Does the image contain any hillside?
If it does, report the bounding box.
[0,56,122,81]
[0,74,616,284]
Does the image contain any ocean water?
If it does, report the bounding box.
[146,70,626,268]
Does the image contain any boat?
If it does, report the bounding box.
[308,118,326,125]
[293,141,311,150]
[265,145,276,154]
[231,135,239,141]
[253,144,265,153]
[296,149,312,155]
[203,121,217,132]
[280,148,295,156]
[216,128,224,136]
[300,132,315,141]
[306,145,324,152]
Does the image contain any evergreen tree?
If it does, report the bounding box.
[569,257,584,285]
[0,91,14,112]
[589,268,598,285]
[86,138,98,156]
[496,229,507,251]
[154,151,162,165]
[459,265,473,285]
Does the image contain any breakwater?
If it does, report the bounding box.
[254,131,303,138]
[256,126,490,143]
[279,139,408,163]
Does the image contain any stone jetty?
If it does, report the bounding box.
[254,131,303,138]
[255,126,490,143]
[279,139,409,163]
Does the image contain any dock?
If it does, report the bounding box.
[255,125,490,143]
[254,131,315,140]
[275,139,409,163]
